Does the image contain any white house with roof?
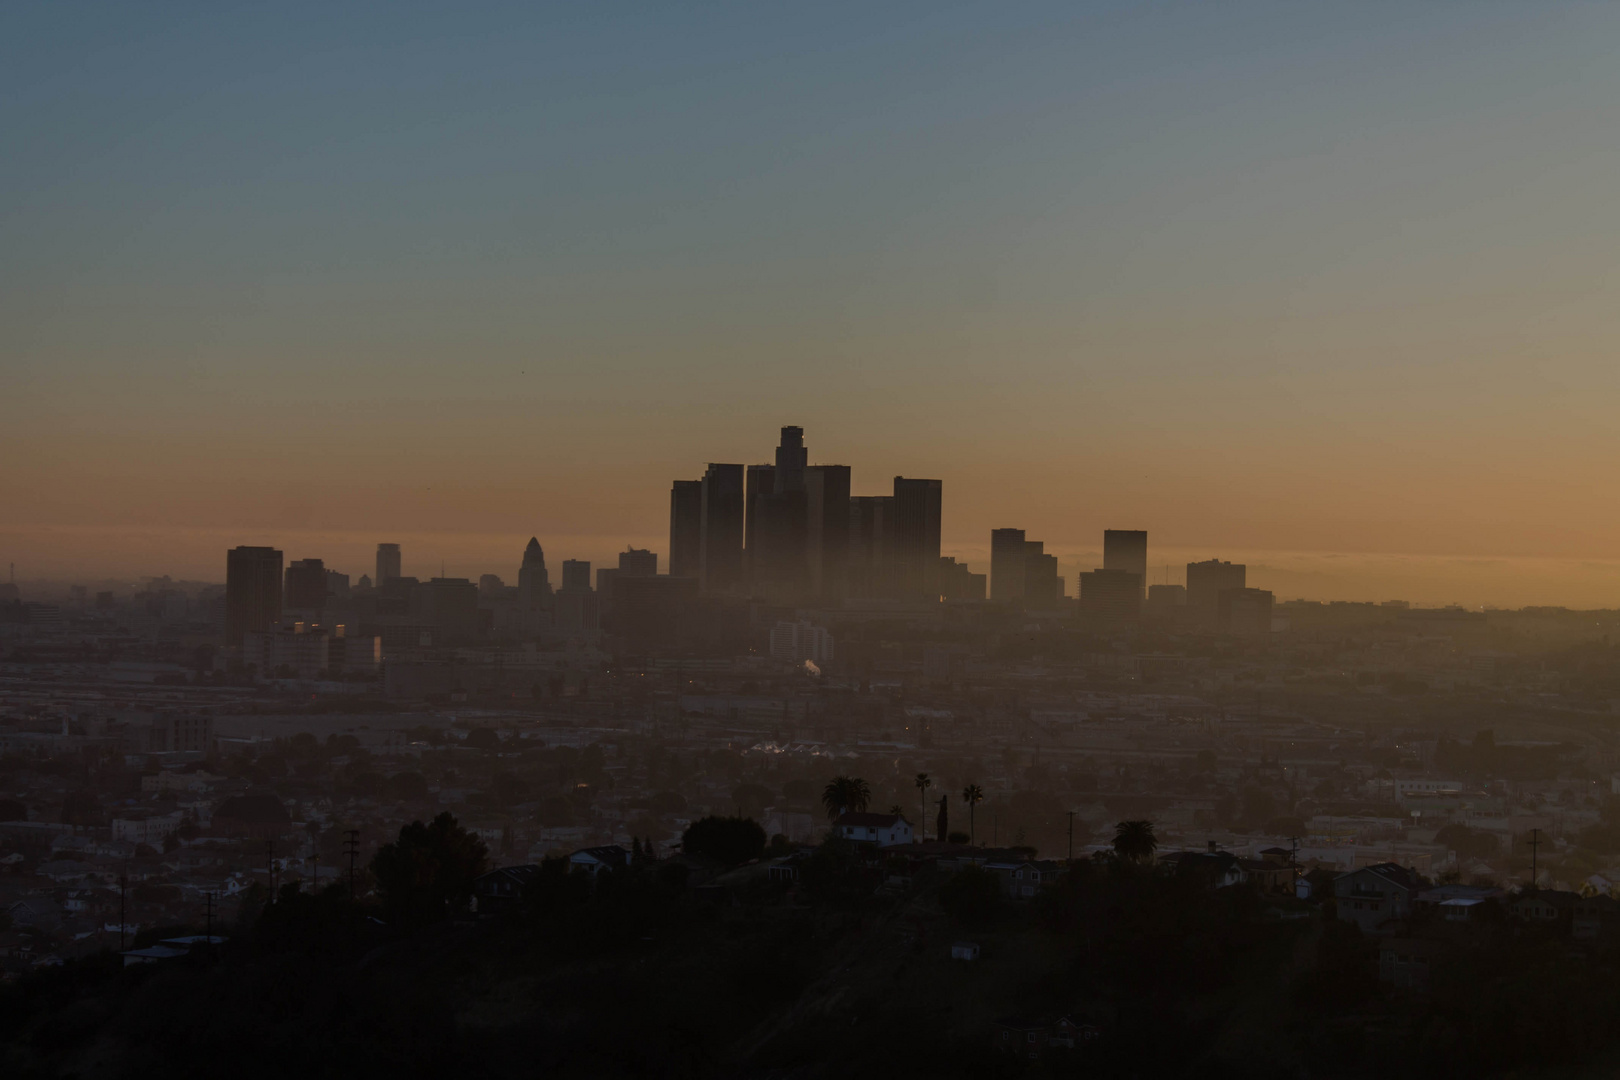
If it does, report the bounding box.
[833,812,913,847]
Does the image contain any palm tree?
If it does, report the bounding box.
[914,773,932,834]
[821,776,871,821]
[961,784,984,845]
[1112,820,1157,865]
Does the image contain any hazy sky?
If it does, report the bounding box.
[7,3,1620,602]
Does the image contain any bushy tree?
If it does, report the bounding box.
[681,815,766,866]
[370,812,489,926]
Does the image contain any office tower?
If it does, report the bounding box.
[284,558,328,612]
[990,528,1027,601]
[595,567,619,614]
[744,463,775,573]
[699,463,745,593]
[376,543,402,584]
[1023,541,1062,607]
[412,577,481,645]
[1186,559,1246,616]
[561,560,592,592]
[1146,583,1186,616]
[556,560,598,637]
[325,570,351,601]
[518,537,552,610]
[225,546,283,646]
[939,557,986,601]
[1219,587,1274,635]
[479,574,506,597]
[806,464,850,604]
[618,547,657,577]
[1103,530,1148,594]
[891,477,943,601]
[747,427,812,599]
[847,494,894,598]
[669,480,703,579]
[1078,568,1142,624]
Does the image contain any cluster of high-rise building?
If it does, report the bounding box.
[668,426,951,605]
[218,424,1280,673]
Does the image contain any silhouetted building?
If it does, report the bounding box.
[1023,541,1062,607]
[699,463,745,594]
[991,528,1027,601]
[619,548,657,577]
[284,559,328,613]
[1187,559,1246,616]
[748,427,811,600]
[669,480,703,580]
[478,574,506,597]
[555,561,598,638]
[1219,587,1274,635]
[940,557,987,601]
[744,463,775,580]
[892,476,942,601]
[412,578,481,645]
[518,538,552,610]
[376,543,401,584]
[1103,530,1148,596]
[561,560,591,592]
[225,546,282,647]
[1078,568,1142,624]
[848,495,894,598]
[325,569,350,601]
[806,464,851,604]
[1146,583,1186,616]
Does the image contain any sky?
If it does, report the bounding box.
[6,2,1620,605]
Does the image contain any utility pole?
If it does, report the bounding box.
[344,829,360,901]
[118,873,127,951]
[203,892,216,952]
[266,840,275,902]
[310,848,318,895]
[1528,828,1542,890]
[1067,811,1076,864]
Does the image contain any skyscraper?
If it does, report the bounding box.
[1103,530,1148,595]
[1078,568,1142,624]
[699,462,745,594]
[561,560,592,592]
[847,494,893,598]
[668,480,703,579]
[284,558,328,612]
[891,476,942,601]
[225,546,282,646]
[518,538,552,610]
[806,463,850,604]
[747,427,811,599]
[618,548,657,577]
[1186,559,1246,616]
[1219,587,1274,635]
[990,528,1028,601]
[376,543,401,584]
[1022,540,1062,606]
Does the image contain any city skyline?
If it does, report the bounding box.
[10,5,1620,607]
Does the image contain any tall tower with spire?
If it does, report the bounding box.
[518,538,553,610]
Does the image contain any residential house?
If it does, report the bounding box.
[472,864,542,914]
[569,845,628,877]
[1333,863,1422,934]
[832,812,913,848]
